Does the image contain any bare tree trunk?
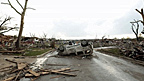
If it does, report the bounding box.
[15,15,24,48]
[15,0,28,49]
[136,34,139,41]
[3,0,34,49]
[136,9,144,33]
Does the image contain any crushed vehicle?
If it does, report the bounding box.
[57,40,93,56]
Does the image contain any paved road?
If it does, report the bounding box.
[33,48,144,81]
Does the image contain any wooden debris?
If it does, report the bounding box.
[14,56,25,59]
[25,73,34,77]
[0,69,12,72]
[11,69,21,73]
[51,71,77,77]
[39,69,50,72]
[17,62,27,70]
[50,75,62,79]
[3,76,15,81]
[41,68,70,72]
[5,59,17,64]
[65,70,79,73]
[25,71,49,77]
[0,65,13,70]
[44,63,67,66]
[40,72,50,75]
[14,70,22,81]
[51,68,71,72]
[28,69,40,77]
[3,59,78,80]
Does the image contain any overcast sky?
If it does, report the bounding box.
[0,0,144,39]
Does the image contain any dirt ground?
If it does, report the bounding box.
[0,49,55,69]
[0,54,36,79]
[0,54,36,67]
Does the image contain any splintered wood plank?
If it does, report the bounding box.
[5,59,17,64]
[3,76,15,81]
[0,65,13,70]
[0,68,13,72]
[25,73,33,77]
[26,72,49,77]
[51,71,77,77]
[11,69,20,73]
[14,71,22,81]
[65,70,79,73]
[28,69,40,77]
[40,72,50,75]
[17,63,27,70]
[51,68,71,72]
[50,75,62,79]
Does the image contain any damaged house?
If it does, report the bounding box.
[0,34,17,51]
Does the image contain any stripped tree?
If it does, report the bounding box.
[136,9,144,34]
[29,33,35,37]
[0,16,18,34]
[2,0,35,49]
[43,32,47,39]
[130,20,140,41]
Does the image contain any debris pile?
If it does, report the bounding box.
[1,59,77,81]
[0,34,54,55]
[118,41,144,61]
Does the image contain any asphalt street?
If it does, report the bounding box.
[32,48,144,81]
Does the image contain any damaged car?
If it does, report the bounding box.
[57,40,93,56]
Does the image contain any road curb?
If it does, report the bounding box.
[29,49,56,66]
[36,49,56,58]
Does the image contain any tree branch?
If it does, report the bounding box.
[134,20,139,32]
[141,8,143,14]
[130,20,141,23]
[27,7,36,10]
[136,9,142,14]
[1,2,9,5]
[8,0,21,15]
[132,25,137,36]
[136,22,139,35]
[0,27,18,34]
[16,0,24,9]
[23,0,28,13]
[0,16,11,28]
[130,20,140,41]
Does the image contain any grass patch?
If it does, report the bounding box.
[97,48,123,56]
[24,48,52,56]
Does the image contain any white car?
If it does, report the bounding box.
[57,40,93,56]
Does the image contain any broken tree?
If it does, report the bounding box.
[2,0,35,49]
[136,9,144,26]
[130,20,140,41]
[0,16,18,35]
[136,9,144,34]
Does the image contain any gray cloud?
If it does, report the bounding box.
[52,20,88,37]
[110,1,143,35]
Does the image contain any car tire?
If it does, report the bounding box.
[59,45,65,52]
[81,40,88,47]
